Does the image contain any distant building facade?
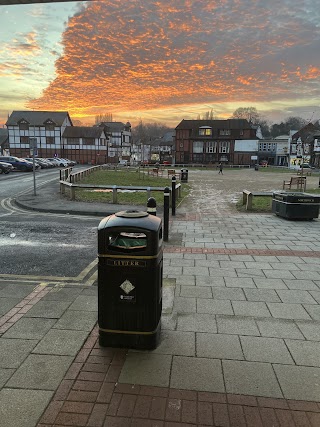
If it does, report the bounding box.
[95,121,132,163]
[175,119,258,164]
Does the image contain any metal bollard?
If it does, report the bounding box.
[163,187,170,241]
[147,197,157,216]
[171,176,176,216]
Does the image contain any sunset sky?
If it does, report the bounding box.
[0,0,320,127]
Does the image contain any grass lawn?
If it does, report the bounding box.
[72,168,190,206]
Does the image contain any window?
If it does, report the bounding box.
[99,139,107,146]
[193,141,204,153]
[84,138,95,145]
[219,129,231,136]
[258,143,276,152]
[19,121,29,131]
[219,141,230,153]
[206,141,217,153]
[199,127,212,136]
[20,136,29,144]
[46,137,54,144]
[67,137,80,144]
[45,124,55,131]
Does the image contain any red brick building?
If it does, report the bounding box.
[175,119,257,165]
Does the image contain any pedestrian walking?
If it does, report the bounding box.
[218,162,223,174]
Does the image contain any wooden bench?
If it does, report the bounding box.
[283,176,306,191]
[167,169,181,179]
[242,190,273,210]
[297,170,312,176]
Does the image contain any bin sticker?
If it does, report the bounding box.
[120,279,136,303]
[120,279,135,294]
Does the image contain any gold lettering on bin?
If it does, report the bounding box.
[107,259,146,267]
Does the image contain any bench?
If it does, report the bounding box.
[242,190,273,210]
[283,176,306,191]
[167,169,181,179]
[297,170,312,176]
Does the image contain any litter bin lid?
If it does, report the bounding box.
[115,210,148,218]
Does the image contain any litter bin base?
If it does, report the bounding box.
[99,322,161,350]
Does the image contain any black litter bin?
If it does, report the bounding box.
[181,169,188,183]
[272,191,320,220]
[254,164,259,171]
[98,210,163,349]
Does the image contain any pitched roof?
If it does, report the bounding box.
[6,111,72,126]
[96,122,128,132]
[62,126,105,138]
[291,123,320,141]
[175,119,251,130]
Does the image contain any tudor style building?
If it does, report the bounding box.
[175,119,258,165]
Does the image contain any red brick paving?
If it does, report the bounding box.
[37,326,320,427]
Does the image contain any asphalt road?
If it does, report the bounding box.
[0,168,99,282]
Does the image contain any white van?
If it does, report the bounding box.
[118,160,128,166]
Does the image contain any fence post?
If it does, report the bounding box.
[70,186,75,201]
[147,197,157,216]
[163,187,170,241]
[112,185,117,203]
[171,176,176,216]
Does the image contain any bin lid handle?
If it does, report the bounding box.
[115,210,149,218]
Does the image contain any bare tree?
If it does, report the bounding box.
[95,112,113,124]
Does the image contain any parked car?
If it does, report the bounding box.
[38,158,56,168]
[23,158,42,170]
[24,158,49,169]
[0,161,13,174]
[0,156,33,172]
[47,157,69,167]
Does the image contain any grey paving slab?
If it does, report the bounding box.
[0,388,53,427]
[208,267,238,278]
[197,333,244,360]
[179,285,212,298]
[171,356,225,392]
[230,255,254,261]
[41,285,83,301]
[244,262,273,270]
[196,276,225,287]
[2,317,56,340]
[174,297,196,313]
[256,318,304,339]
[273,364,320,401]
[197,298,233,315]
[263,270,296,280]
[33,329,89,356]
[297,263,320,271]
[285,339,320,367]
[296,321,320,341]
[224,277,256,288]
[240,336,294,364]
[119,353,172,387]
[177,313,217,333]
[53,310,97,331]
[68,295,98,311]
[7,354,73,390]
[284,279,320,291]
[219,261,246,269]
[0,283,36,298]
[254,278,288,290]
[269,262,301,271]
[152,330,195,356]
[267,303,311,320]
[309,291,320,304]
[244,288,281,303]
[293,271,320,280]
[176,275,196,286]
[0,297,22,316]
[0,368,14,387]
[25,300,71,318]
[232,301,271,317]
[183,266,209,276]
[216,315,260,336]
[223,360,283,398]
[211,287,246,301]
[276,289,317,304]
[0,338,37,368]
[234,269,266,279]
[195,260,219,268]
[304,305,320,320]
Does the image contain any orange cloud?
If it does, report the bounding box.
[26,0,320,122]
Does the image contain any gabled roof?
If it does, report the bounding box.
[175,119,251,130]
[291,123,320,141]
[6,111,72,126]
[96,122,128,132]
[62,126,105,138]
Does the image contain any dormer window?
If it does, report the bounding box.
[44,120,56,131]
[199,126,212,136]
[19,120,29,131]
[219,129,231,136]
